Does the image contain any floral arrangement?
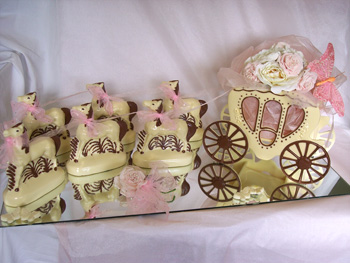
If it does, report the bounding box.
[242,42,317,94]
[115,164,177,215]
[218,35,346,117]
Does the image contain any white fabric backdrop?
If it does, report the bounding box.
[1,0,350,262]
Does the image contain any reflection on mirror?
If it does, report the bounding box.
[2,147,350,227]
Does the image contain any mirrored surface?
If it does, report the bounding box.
[1,148,350,227]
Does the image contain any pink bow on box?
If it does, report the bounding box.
[0,132,29,169]
[115,164,176,217]
[69,109,105,138]
[158,83,188,116]
[11,100,53,123]
[87,85,124,116]
[137,110,178,130]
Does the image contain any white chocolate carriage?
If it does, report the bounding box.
[197,39,344,204]
[199,87,333,203]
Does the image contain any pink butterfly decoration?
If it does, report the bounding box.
[308,43,344,117]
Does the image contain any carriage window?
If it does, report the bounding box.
[282,105,305,138]
[242,97,259,131]
[261,100,281,132]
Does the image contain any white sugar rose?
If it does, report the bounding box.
[257,62,287,86]
[116,166,146,197]
[278,52,304,77]
[297,69,318,92]
[248,49,280,64]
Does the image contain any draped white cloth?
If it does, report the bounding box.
[1,0,350,262]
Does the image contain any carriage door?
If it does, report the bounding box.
[259,100,282,146]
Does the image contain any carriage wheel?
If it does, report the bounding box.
[198,163,241,202]
[280,140,330,184]
[203,121,248,164]
[270,183,315,201]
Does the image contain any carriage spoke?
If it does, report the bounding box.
[224,179,239,185]
[221,149,227,162]
[205,142,220,148]
[198,177,212,182]
[310,154,328,162]
[310,167,324,177]
[225,184,239,191]
[294,185,303,199]
[216,122,224,136]
[306,169,314,183]
[282,163,298,170]
[278,188,290,200]
[211,146,221,158]
[281,156,299,162]
[286,148,300,160]
[203,169,215,179]
[286,185,293,198]
[220,189,228,201]
[228,129,239,139]
[295,142,304,158]
[303,142,309,157]
[205,135,219,142]
[229,145,242,157]
[299,191,310,199]
[306,145,319,159]
[222,170,232,180]
[206,186,215,195]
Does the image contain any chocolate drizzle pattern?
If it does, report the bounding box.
[137,130,147,152]
[82,137,121,157]
[179,113,196,125]
[6,164,16,191]
[69,137,79,160]
[83,177,114,195]
[148,135,191,152]
[30,124,57,140]
[72,183,82,200]
[35,199,56,214]
[22,157,54,183]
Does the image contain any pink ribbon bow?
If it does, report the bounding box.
[117,164,176,217]
[158,84,188,116]
[69,109,105,137]
[11,100,53,123]
[87,85,123,116]
[137,110,178,130]
[0,133,29,169]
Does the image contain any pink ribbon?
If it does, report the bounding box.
[158,84,187,116]
[118,164,176,217]
[69,109,105,138]
[137,110,178,130]
[87,85,123,116]
[11,101,53,123]
[0,133,29,169]
[0,137,16,169]
[86,205,102,219]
